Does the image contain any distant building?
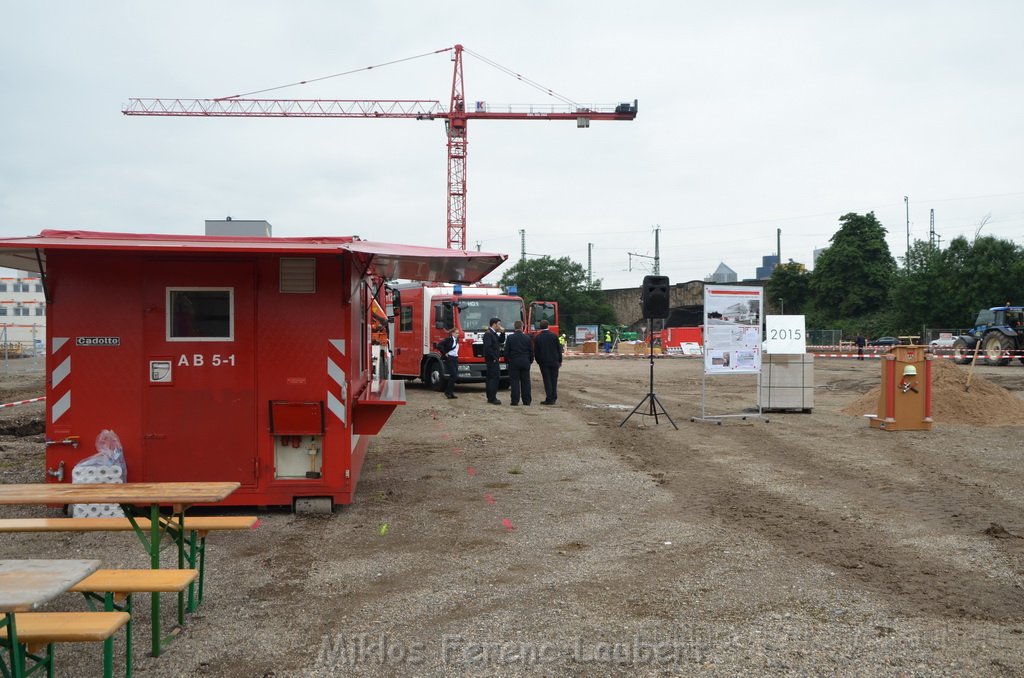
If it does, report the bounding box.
[813,247,828,267]
[205,218,272,237]
[755,254,780,280]
[705,262,737,284]
[0,269,46,354]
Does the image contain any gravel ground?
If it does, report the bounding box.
[1,355,1023,677]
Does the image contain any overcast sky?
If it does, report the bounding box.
[1,2,1021,289]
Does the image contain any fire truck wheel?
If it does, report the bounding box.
[424,358,446,391]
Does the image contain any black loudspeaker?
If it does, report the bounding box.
[641,275,670,319]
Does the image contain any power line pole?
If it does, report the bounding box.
[653,225,661,275]
[630,226,662,275]
[587,243,593,283]
[904,195,910,255]
[517,230,544,259]
[929,208,936,247]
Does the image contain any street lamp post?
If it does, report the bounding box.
[778,298,784,315]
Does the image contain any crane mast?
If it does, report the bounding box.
[124,44,637,250]
[447,45,468,249]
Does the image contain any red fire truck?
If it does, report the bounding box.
[387,282,558,390]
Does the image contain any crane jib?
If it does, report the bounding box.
[123,44,637,251]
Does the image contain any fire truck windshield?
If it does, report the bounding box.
[456,299,523,332]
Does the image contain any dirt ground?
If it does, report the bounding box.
[2,354,1024,677]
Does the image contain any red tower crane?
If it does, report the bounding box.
[123,44,637,250]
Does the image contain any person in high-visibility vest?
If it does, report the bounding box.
[558,334,567,353]
[604,331,612,354]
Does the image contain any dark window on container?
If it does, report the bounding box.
[167,288,233,341]
[400,306,413,332]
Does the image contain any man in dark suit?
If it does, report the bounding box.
[504,320,533,406]
[437,327,461,399]
[533,319,562,405]
[482,316,505,405]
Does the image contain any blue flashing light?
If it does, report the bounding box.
[507,285,518,295]
[453,284,463,295]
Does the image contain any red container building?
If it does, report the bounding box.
[0,230,505,508]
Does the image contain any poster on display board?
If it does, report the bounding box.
[574,324,599,344]
[703,285,763,375]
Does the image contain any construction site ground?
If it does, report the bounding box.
[1,354,1023,676]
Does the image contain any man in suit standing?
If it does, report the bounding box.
[534,319,562,405]
[504,320,533,406]
[482,316,505,405]
[437,327,461,399]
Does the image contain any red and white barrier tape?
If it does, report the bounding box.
[812,353,1020,360]
[0,396,45,409]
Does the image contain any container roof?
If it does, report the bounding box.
[0,230,507,283]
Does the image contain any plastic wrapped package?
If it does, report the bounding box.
[70,430,127,518]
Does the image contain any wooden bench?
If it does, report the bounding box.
[0,611,129,678]
[71,569,197,673]
[0,516,259,612]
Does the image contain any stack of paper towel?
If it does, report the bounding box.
[71,461,124,518]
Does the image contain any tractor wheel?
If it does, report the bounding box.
[982,332,1012,366]
[424,358,446,391]
[951,338,974,365]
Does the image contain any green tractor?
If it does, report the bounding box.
[951,306,1024,366]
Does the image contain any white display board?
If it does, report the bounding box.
[703,285,763,375]
[764,315,807,355]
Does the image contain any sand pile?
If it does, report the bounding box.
[841,359,1024,426]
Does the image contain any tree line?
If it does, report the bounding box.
[497,212,1023,340]
[766,212,1024,338]
[498,256,618,332]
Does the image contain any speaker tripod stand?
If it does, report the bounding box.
[620,318,678,429]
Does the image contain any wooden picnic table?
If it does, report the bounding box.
[0,482,239,657]
[0,482,239,508]
[0,559,101,678]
